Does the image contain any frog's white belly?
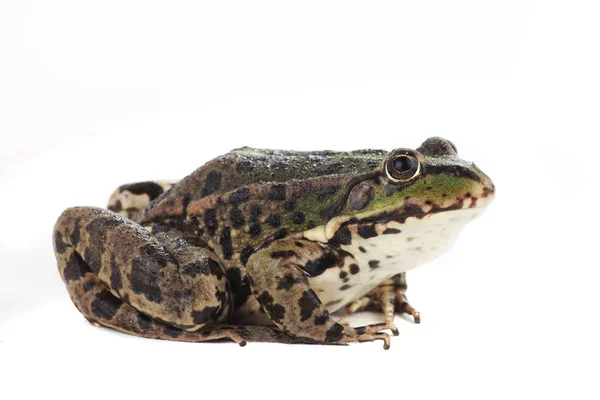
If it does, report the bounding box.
[310,207,485,313]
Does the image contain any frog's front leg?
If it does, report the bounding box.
[246,239,395,349]
[53,206,245,344]
[347,273,421,324]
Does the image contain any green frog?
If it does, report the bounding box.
[53,137,494,349]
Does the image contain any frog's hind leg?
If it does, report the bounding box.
[107,181,176,221]
[66,270,247,345]
[346,273,421,324]
[53,206,244,344]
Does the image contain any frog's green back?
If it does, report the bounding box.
[226,147,385,186]
[157,147,386,205]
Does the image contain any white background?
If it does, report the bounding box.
[1,1,598,399]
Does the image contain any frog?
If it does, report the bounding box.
[53,137,495,349]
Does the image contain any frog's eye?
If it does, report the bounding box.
[385,153,421,182]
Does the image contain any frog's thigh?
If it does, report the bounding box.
[107,181,176,221]
[53,206,229,332]
[246,239,391,347]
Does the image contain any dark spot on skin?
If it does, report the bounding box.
[182,260,210,277]
[215,290,228,305]
[271,250,297,259]
[193,306,219,325]
[203,209,218,236]
[325,323,345,342]
[349,183,374,210]
[219,228,233,260]
[201,171,222,198]
[339,284,354,291]
[129,244,170,303]
[248,220,262,236]
[302,251,341,276]
[316,185,340,201]
[354,326,366,335]
[465,192,471,198]
[295,241,304,248]
[229,208,245,228]
[350,264,360,274]
[331,226,352,245]
[208,258,225,280]
[383,228,401,235]
[339,271,348,279]
[257,291,286,324]
[137,313,153,330]
[298,290,320,322]
[240,246,254,265]
[273,229,288,240]
[163,327,183,338]
[369,260,380,269]
[324,299,342,308]
[277,273,305,290]
[84,246,102,275]
[248,205,262,236]
[268,184,286,201]
[358,246,366,253]
[314,311,329,325]
[109,255,122,292]
[121,182,165,200]
[343,278,349,283]
[229,188,250,205]
[63,252,88,282]
[283,199,296,211]
[70,218,81,246]
[425,200,433,206]
[267,214,281,228]
[91,290,122,320]
[236,159,254,172]
[357,225,378,239]
[54,232,68,254]
[83,281,95,292]
[292,212,305,224]
[306,220,316,229]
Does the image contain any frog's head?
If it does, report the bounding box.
[321,137,495,239]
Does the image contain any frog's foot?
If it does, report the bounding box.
[335,325,392,349]
[346,283,420,325]
[107,180,176,221]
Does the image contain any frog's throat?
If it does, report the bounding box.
[302,195,493,244]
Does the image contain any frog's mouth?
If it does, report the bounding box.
[303,189,494,244]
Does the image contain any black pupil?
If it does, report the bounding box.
[393,156,414,173]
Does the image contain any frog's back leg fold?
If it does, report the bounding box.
[53,206,234,338]
[107,181,176,221]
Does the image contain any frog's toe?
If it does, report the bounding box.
[398,300,421,324]
[355,322,399,337]
[356,332,391,350]
[346,296,374,314]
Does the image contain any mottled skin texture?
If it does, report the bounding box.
[53,137,495,348]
